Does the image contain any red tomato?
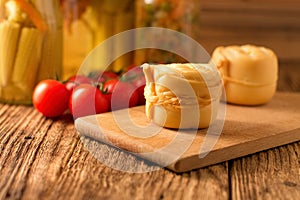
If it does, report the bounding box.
[124,64,138,73]
[33,80,71,118]
[121,66,146,105]
[90,71,119,83]
[120,66,143,82]
[103,93,112,112]
[65,75,92,92]
[65,81,77,93]
[132,76,146,105]
[103,79,118,94]
[103,71,119,80]
[69,84,109,119]
[103,79,119,111]
[68,75,92,84]
[110,81,139,110]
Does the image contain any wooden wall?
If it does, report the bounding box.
[197,0,300,64]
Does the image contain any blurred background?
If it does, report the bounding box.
[0,0,298,104]
[61,0,300,78]
[195,0,300,92]
[196,0,300,66]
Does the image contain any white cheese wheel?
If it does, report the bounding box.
[211,45,278,105]
[142,63,222,129]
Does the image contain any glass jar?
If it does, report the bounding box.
[61,0,135,79]
[135,0,201,64]
[0,0,63,104]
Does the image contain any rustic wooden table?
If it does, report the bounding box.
[0,63,299,200]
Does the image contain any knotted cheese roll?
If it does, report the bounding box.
[142,63,222,129]
[211,45,278,105]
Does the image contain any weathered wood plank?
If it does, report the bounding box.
[49,137,229,200]
[0,108,229,200]
[230,143,300,200]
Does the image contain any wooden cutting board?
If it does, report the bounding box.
[75,92,300,172]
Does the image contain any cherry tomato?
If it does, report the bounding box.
[103,79,119,111]
[121,66,146,105]
[68,75,92,84]
[132,76,146,105]
[103,71,119,80]
[69,84,109,119]
[124,64,137,72]
[103,93,112,112]
[33,80,70,118]
[120,66,143,82]
[110,81,139,111]
[103,79,118,94]
[65,81,77,93]
[65,75,92,92]
[90,71,119,83]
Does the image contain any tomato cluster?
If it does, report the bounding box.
[32,66,146,119]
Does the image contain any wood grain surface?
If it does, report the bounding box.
[0,63,299,200]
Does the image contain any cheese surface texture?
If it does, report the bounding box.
[142,63,222,129]
[211,45,278,105]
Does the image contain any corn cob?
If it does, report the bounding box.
[12,27,43,91]
[0,0,63,104]
[5,0,28,24]
[0,21,21,86]
[14,0,47,32]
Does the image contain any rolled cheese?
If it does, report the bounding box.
[142,63,222,129]
[211,45,278,105]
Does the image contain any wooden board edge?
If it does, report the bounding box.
[168,128,300,173]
